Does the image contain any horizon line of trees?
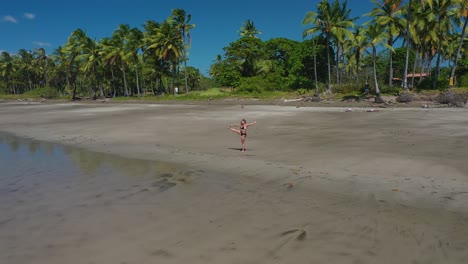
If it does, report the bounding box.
[1,1,467,99]
[210,0,468,97]
[0,9,200,98]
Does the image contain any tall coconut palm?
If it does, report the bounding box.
[0,51,15,94]
[364,23,393,103]
[103,24,131,96]
[239,19,262,38]
[345,27,370,84]
[303,0,354,92]
[34,48,49,86]
[402,0,433,90]
[431,0,461,89]
[63,29,89,99]
[450,1,468,87]
[366,0,406,87]
[171,9,195,93]
[146,21,183,94]
[121,27,144,97]
[78,36,104,98]
[143,20,167,94]
[16,49,34,91]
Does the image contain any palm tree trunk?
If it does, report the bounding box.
[121,61,129,96]
[432,26,444,89]
[135,65,141,97]
[411,52,418,88]
[402,0,412,90]
[184,60,189,93]
[326,34,332,92]
[450,16,467,87]
[335,44,340,85]
[110,66,116,97]
[389,38,394,87]
[313,39,319,95]
[373,46,383,104]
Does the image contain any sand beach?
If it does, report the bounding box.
[0,101,467,264]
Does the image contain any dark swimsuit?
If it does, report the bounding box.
[240,125,247,136]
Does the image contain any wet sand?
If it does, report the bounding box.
[1,102,468,263]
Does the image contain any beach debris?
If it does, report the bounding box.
[366,108,379,112]
[282,98,304,103]
[280,227,307,241]
[283,182,294,189]
[345,108,353,112]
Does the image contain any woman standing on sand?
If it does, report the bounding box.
[229,119,256,152]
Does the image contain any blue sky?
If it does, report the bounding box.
[1,0,374,75]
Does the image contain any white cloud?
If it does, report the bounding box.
[3,15,18,23]
[32,41,51,47]
[24,13,36,20]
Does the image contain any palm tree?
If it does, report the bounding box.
[78,36,104,98]
[0,51,15,94]
[16,49,34,91]
[450,1,468,87]
[431,0,461,89]
[366,0,406,87]
[143,20,167,94]
[402,0,433,90]
[303,0,354,92]
[171,9,195,93]
[364,23,392,103]
[345,27,370,84]
[34,48,49,86]
[146,21,183,94]
[63,29,89,99]
[103,24,131,96]
[125,27,144,97]
[239,19,262,38]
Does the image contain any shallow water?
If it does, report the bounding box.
[0,133,209,264]
[1,133,468,264]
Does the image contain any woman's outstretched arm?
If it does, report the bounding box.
[247,121,257,126]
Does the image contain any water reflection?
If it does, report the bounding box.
[0,133,181,179]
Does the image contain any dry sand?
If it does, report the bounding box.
[1,102,468,264]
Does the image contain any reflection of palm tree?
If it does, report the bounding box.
[66,147,176,177]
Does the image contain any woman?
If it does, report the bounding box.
[229,119,256,152]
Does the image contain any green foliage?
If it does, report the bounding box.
[379,85,401,95]
[332,83,361,94]
[235,77,268,94]
[417,77,449,90]
[459,74,468,87]
[23,86,60,99]
[390,47,415,79]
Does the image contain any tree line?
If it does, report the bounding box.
[1,1,467,99]
[210,0,468,99]
[0,9,197,98]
